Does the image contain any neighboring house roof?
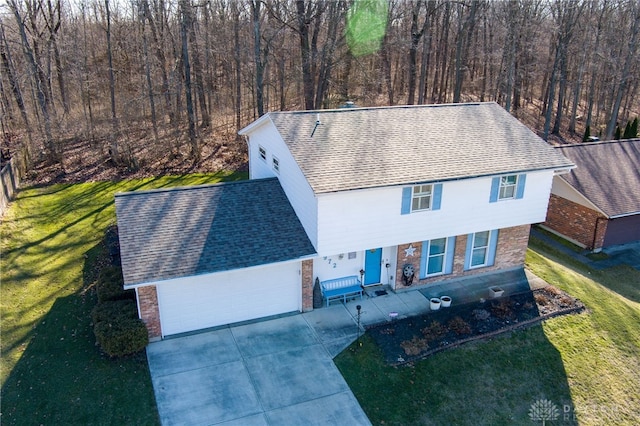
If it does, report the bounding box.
[243,102,574,193]
[115,178,316,286]
[554,139,640,218]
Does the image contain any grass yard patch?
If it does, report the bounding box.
[335,236,640,425]
[0,172,246,425]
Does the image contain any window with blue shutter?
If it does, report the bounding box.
[402,183,443,214]
[420,236,455,278]
[464,230,499,270]
[490,174,526,202]
[401,187,412,214]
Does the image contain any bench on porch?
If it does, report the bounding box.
[320,275,363,307]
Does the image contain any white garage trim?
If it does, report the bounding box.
[155,261,302,337]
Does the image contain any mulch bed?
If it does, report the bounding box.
[367,286,585,366]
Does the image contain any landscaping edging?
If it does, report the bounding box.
[367,286,586,366]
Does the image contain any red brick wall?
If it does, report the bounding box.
[137,285,162,340]
[301,259,314,312]
[394,225,531,290]
[544,194,607,249]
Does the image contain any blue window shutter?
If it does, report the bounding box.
[432,183,443,210]
[401,187,412,214]
[516,174,527,199]
[444,236,456,274]
[489,177,500,203]
[464,234,474,270]
[419,241,429,279]
[487,229,499,266]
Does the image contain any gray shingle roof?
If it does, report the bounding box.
[115,178,316,286]
[555,139,640,217]
[264,102,574,193]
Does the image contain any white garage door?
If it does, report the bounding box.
[156,262,301,336]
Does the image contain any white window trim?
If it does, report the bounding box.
[498,175,518,200]
[272,155,280,173]
[258,145,267,161]
[425,238,447,277]
[469,231,490,269]
[411,184,433,212]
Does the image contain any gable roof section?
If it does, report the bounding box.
[554,139,640,218]
[248,102,574,193]
[115,178,316,286]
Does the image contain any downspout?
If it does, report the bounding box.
[591,216,607,252]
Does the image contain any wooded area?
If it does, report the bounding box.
[0,0,639,182]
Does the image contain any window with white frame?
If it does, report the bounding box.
[411,184,433,212]
[470,231,490,267]
[426,238,447,275]
[258,146,267,161]
[272,156,280,173]
[498,175,518,200]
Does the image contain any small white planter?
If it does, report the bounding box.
[489,287,504,298]
[430,298,442,310]
[440,296,452,307]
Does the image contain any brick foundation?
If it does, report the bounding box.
[544,194,608,249]
[394,224,531,290]
[137,285,162,340]
[301,259,314,312]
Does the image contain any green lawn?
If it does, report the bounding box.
[335,237,640,425]
[2,176,639,425]
[0,172,246,425]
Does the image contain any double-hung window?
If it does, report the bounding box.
[499,175,518,199]
[412,184,433,212]
[401,183,443,214]
[272,156,280,173]
[420,237,455,278]
[489,174,526,202]
[464,230,499,270]
[258,146,267,161]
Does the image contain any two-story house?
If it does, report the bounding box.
[115,102,574,340]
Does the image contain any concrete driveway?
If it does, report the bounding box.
[147,314,371,425]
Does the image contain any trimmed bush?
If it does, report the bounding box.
[91,299,138,324]
[94,317,149,358]
[92,299,147,357]
[96,266,134,303]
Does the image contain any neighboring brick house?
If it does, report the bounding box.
[116,102,574,340]
[542,139,640,250]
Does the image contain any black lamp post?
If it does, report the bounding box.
[356,304,362,346]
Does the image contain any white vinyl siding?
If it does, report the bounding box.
[317,171,553,255]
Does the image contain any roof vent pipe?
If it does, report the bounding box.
[311,114,321,137]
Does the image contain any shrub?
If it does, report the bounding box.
[400,336,429,356]
[96,266,134,303]
[421,321,447,341]
[92,299,147,357]
[491,298,515,319]
[94,317,149,358]
[447,317,472,335]
[91,299,138,324]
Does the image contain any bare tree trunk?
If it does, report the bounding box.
[180,0,198,161]
[251,0,266,117]
[139,4,159,143]
[453,0,478,103]
[186,2,209,128]
[9,0,56,162]
[105,0,119,161]
[296,0,315,110]
[0,19,30,132]
[605,5,640,140]
[233,1,241,130]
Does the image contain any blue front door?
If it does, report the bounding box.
[364,248,382,285]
